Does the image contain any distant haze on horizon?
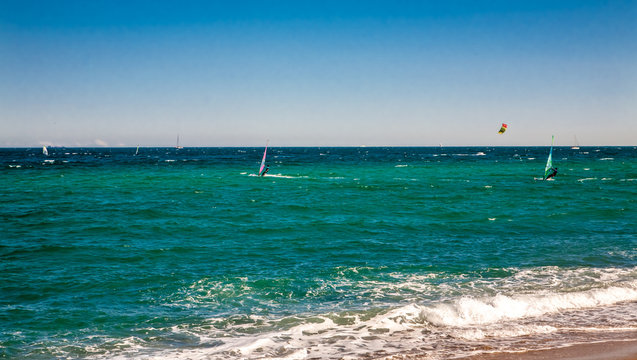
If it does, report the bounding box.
[1,1,636,147]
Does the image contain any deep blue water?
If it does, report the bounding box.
[1,147,636,359]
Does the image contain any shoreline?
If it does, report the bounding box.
[453,339,637,360]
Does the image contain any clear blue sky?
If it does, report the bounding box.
[1,0,636,146]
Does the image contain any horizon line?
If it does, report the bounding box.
[5,144,636,149]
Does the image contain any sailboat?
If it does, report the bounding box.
[42,146,48,156]
[543,135,556,180]
[135,145,139,156]
[258,140,269,176]
[571,135,580,150]
[175,135,183,149]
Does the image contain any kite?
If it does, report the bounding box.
[497,123,508,134]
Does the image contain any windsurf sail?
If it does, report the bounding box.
[571,135,580,150]
[544,135,554,180]
[135,145,139,155]
[497,123,508,134]
[259,140,269,175]
[42,146,48,156]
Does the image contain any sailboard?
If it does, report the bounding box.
[571,135,580,150]
[135,145,139,156]
[497,123,508,134]
[258,140,269,176]
[42,146,48,156]
[543,135,555,180]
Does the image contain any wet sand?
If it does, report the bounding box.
[454,340,637,360]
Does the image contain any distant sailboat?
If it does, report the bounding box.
[175,135,183,149]
[42,146,48,156]
[543,135,557,180]
[258,140,269,176]
[135,145,139,156]
[571,135,580,150]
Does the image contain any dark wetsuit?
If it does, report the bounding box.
[545,167,557,180]
[260,165,269,176]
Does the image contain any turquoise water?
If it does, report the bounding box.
[1,147,636,359]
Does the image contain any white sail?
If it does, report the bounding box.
[42,146,48,156]
[571,135,580,149]
[259,140,269,175]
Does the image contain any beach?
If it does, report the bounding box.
[455,339,637,360]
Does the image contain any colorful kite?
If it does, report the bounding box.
[497,123,508,134]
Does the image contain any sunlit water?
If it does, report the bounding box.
[1,147,636,359]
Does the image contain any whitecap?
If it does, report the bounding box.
[420,282,637,327]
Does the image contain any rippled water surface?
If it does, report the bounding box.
[1,146,636,359]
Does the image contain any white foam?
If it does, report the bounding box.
[186,280,637,358]
[266,174,303,179]
[91,267,637,360]
[421,282,637,327]
[453,324,557,340]
[235,337,277,356]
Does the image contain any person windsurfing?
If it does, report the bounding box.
[546,167,558,180]
[260,164,269,176]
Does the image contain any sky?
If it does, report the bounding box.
[1,0,636,147]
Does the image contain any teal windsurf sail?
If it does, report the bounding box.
[259,140,269,175]
[543,135,554,180]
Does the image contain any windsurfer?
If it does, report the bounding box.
[546,167,558,180]
[260,165,269,176]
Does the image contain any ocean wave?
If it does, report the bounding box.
[95,266,637,359]
[97,287,637,360]
[421,282,637,327]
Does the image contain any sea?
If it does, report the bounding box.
[1,146,636,360]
